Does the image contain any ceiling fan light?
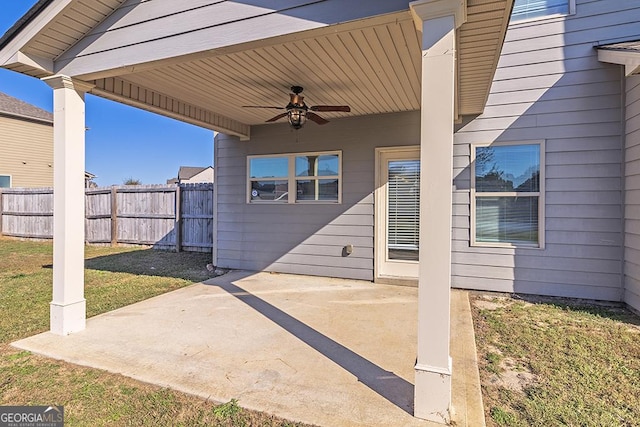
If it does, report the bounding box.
[288,108,307,129]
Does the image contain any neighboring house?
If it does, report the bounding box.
[84,171,97,188]
[0,91,53,187]
[176,166,214,184]
[2,0,640,423]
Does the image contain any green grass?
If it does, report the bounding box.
[0,237,313,426]
[472,294,640,427]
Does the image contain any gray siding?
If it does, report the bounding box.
[57,0,413,77]
[625,74,640,311]
[451,0,640,301]
[214,0,639,301]
[214,112,420,281]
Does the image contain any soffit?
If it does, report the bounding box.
[1,0,126,78]
[119,11,422,126]
[597,39,640,76]
[2,0,513,129]
[102,0,512,126]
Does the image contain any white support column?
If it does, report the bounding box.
[410,0,465,423]
[42,75,94,335]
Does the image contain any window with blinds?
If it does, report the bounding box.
[511,0,571,21]
[387,160,420,261]
[472,142,544,247]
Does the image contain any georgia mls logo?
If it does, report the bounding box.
[43,406,63,419]
[0,405,64,427]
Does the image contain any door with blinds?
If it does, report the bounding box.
[375,148,420,282]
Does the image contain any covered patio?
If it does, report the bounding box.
[14,270,484,427]
[0,0,513,422]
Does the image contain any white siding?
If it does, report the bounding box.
[625,74,640,312]
[451,0,640,301]
[215,112,420,281]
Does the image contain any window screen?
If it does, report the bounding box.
[512,0,569,21]
[473,143,542,246]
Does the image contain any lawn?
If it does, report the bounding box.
[0,237,313,426]
[471,293,640,427]
[5,237,640,426]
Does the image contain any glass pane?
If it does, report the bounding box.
[512,0,568,21]
[250,180,288,202]
[475,144,540,192]
[476,196,539,244]
[388,160,420,261]
[249,157,288,179]
[296,179,339,201]
[0,175,10,188]
[295,154,339,177]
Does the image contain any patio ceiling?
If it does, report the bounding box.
[0,0,513,139]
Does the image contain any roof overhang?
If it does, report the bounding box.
[597,41,640,76]
[0,0,513,140]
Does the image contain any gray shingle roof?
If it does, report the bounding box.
[0,0,53,50]
[597,40,640,52]
[178,166,209,180]
[0,91,53,123]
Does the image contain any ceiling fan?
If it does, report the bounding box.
[243,86,351,129]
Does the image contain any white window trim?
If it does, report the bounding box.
[509,0,576,25]
[470,140,545,249]
[0,174,12,188]
[247,150,342,204]
[374,146,420,283]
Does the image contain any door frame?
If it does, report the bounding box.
[374,146,420,285]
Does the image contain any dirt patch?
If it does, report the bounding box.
[488,357,537,393]
[473,299,505,311]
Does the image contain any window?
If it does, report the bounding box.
[387,159,420,261]
[0,175,10,188]
[248,151,341,203]
[511,0,574,22]
[471,141,544,247]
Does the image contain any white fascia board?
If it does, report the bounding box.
[0,0,75,65]
[4,51,54,75]
[598,49,640,76]
[90,81,250,140]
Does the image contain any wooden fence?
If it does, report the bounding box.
[0,183,213,252]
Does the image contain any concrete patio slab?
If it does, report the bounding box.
[13,271,484,427]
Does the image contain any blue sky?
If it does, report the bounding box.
[0,2,214,186]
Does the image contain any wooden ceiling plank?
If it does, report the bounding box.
[375,24,420,109]
[342,31,396,112]
[386,21,421,103]
[327,33,390,113]
[310,37,379,114]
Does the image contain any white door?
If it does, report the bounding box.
[375,148,420,282]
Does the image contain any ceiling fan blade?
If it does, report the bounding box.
[307,112,329,125]
[265,112,289,122]
[310,105,351,112]
[242,105,285,110]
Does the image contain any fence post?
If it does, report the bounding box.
[175,185,182,252]
[110,187,118,246]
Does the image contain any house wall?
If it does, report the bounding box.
[214,0,640,303]
[0,115,53,188]
[214,112,420,281]
[451,0,640,301]
[184,168,214,183]
[624,74,640,312]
